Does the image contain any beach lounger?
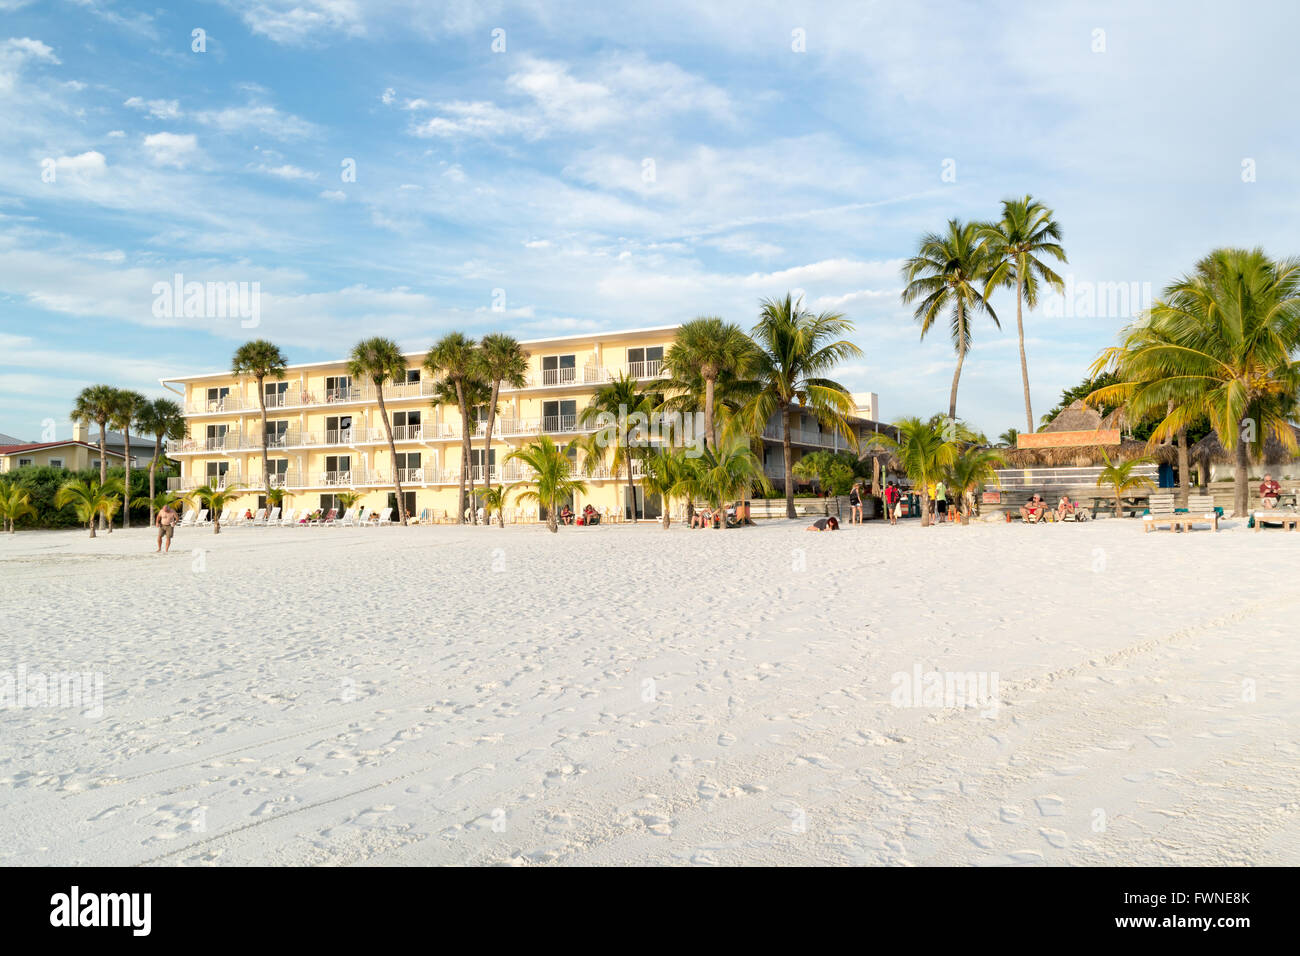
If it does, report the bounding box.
[312,508,337,526]
[333,507,354,526]
[1183,494,1220,531]
[1253,510,1299,531]
[278,508,296,527]
[375,507,393,526]
[194,508,210,527]
[179,510,197,528]
[263,507,281,526]
[247,507,266,527]
[1143,493,1183,532]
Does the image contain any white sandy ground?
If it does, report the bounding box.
[0,516,1297,867]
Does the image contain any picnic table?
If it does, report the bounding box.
[1088,494,1150,518]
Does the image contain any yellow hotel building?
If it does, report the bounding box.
[162,325,881,520]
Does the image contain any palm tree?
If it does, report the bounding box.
[232,339,289,500]
[148,488,186,517]
[109,389,147,529]
[187,482,243,533]
[348,337,411,525]
[997,428,1019,448]
[980,196,1068,431]
[71,384,120,532]
[578,373,655,520]
[945,448,1005,520]
[0,484,36,532]
[878,417,960,526]
[135,397,185,526]
[901,219,1000,420]
[742,294,863,518]
[475,334,528,504]
[686,437,772,529]
[506,436,588,533]
[334,490,362,513]
[661,317,756,452]
[425,333,482,524]
[638,445,694,529]
[1087,249,1300,516]
[54,477,124,538]
[1096,453,1156,518]
[475,484,509,527]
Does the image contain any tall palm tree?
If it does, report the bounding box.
[187,482,242,534]
[348,337,411,525]
[0,485,36,533]
[474,333,528,508]
[901,219,1000,420]
[232,339,289,500]
[109,389,147,529]
[980,196,1068,431]
[71,384,120,532]
[578,372,655,520]
[1087,248,1300,516]
[1096,453,1156,518]
[661,317,756,452]
[135,397,185,526]
[55,477,124,538]
[425,333,482,524]
[741,294,862,519]
[878,417,960,526]
[506,436,588,533]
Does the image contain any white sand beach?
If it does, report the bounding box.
[1,519,1296,866]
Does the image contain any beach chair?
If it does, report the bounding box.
[1253,510,1299,531]
[1183,494,1220,531]
[333,507,353,527]
[1143,493,1183,532]
[375,507,394,526]
[278,508,297,527]
[264,507,281,526]
[194,508,210,527]
[179,509,197,528]
[310,508,337,526]
[248,507,266,527]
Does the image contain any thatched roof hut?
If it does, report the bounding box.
[1188,426,1300,465]
[1004,401,1170,467]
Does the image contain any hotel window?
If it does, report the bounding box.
[627,346,664,376]
[324,375,353,402]
[205,386,231,410]
[541,354,576,385]
[395,452,421,480]
[469,448,495,479]
[325,415,353,443]
[393,410,421,439]
[542,400,577,432]
[206,423,228,450]
[49,458,63,469]
[325,455,351,482]
[405,368,420,384]
[265,420,290,447]
[205,461,230,482]
[18,457,33,467]
[264,381,290,407]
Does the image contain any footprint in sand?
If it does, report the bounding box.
[999,806,1024,824]
[967,827,995,849]
[717,732,736,747]
[1040,828,1069,848]
[1034,795,1065,817]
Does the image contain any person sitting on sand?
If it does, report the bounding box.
[692,507,711,529]
[243,508,254,521]
[807,516,840,531]
[1056,495,1076,520]
[1260,474,1282,509]
[582,504,599,526]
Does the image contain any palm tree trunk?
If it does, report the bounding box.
[123,427,132,529]
[625,433,636,522]
[258,375,270,503]
[99,420,109,532]
[547,496,558,533]
[949,300,966,420]
[1016,273,1034,431]
[1176,427,1189,507]
[376,390,407,525]
[1114,488,1122,519]
[704,375,716,452]
[783,409,795,519]
[484,379,500,515]
[1234,429,1250,517]
[454,382,469,524]
[150,434,161,525]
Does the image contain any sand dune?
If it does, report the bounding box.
[1,518,1296,866]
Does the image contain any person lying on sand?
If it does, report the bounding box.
[806,516,840,531]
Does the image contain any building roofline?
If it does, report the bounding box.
[0,440,127,457]
[159,324,683,386]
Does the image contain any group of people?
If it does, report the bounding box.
[691,501,753,529]
[1018,494,1080,522]
[558,504,602,526]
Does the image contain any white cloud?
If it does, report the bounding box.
[3,37,59,63]
[195,103,317,140]
[381,86,395,104]
[260,163,317,180]
[53,151,107,174]
[402,97,428,110]
[319,189,346,201]
[143,132,198,167]
[106,129,126,138]
[124,96,181,119]
[411,100,537,139]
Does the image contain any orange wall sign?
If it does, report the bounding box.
[1017,429,1121,449]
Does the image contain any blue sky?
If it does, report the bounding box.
[3,0,1300,442]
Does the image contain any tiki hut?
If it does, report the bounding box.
[1002,400,1173,468]
[1189,426,1300,482]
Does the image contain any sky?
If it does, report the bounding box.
[3,0,1300,443]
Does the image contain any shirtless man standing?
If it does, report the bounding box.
[155,502,178,553]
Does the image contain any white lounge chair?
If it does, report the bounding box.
[194,508,210,526]
[179,509,198,527]
[278,508,297,527]
[247,507,266,527]
[376,507,394,526]
[356,507,370,525]
[337,507,357,526]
